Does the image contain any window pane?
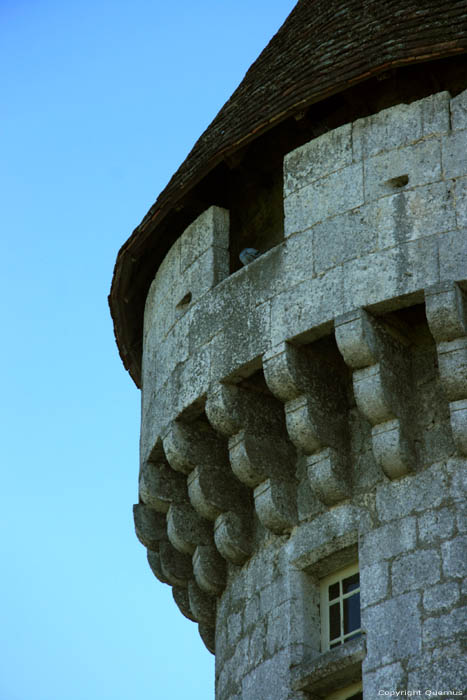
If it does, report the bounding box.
[343,592,360,634]
[328,581,340,601]
[343,572,359,594]
[329,602,340,640]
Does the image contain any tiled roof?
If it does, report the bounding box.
[110,0,467,386]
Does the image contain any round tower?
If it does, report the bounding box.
[110,2,467,698]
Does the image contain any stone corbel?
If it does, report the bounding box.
[157,541,193,588]
[425,282,467,455]
[133,503,168,551]
[164,417,253,565]
[263,342,350,505]
[166,502,212,555]
[198,623,215,655]
[335,309,416,479]
[172,586,197,622]
[214,511,252,566]
[187,580,217,626]
[206,382,297,534]
[139,458,187,513]
[193,541,227,596]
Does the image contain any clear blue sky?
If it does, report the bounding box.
[0,1,297,699]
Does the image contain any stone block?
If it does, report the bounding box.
[284,163,364,235]
[342,235,439,313]
[362,592,421,670]
[421,91,451,136]
[442,129,467,179]
[441,536,467,578]
[438,229,467,283]
[408,647,467,693]
[363,138,442,202]
[376,181,456,250]
[363,662,406,698]
[423,581,460,613]
[353,100,422,160]
[375,461,449,521]
[457,501,467,533]
[270,266,343,347]
[312,203,378,274]
[360,517,417,565]
[179,205,229,273]
[241,651,290,700]
[391,549,441,595]
[451,87,467,131]
[452,176,467,228]
[287,503,360,571]
[284,123,353,196]
[417,507,455,545]
[360,560,389,608]
[448,456,467,501]
[209,300,270,382]
[353,92,449,160]
[173,343,211,415]
[422,606,467,646]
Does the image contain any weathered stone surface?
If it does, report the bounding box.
[391,549,441,594]
[133,503,167,551]
[167,502,212,555]
[363,137,442,202]
[375,462,450,521]
[139,459,187,513]
[284,163,364,234]
[360,517,417,565]
[441,536,467,579]
[284,123,353,197]
[442,128,467,179]
[362,593,421,670]
[423,581,460,613]
[360,560,389,608]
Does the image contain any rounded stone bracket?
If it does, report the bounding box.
[187,462,249,521]
[193,542,226,595]
[173,586,197,622]
[133,503,168,551]
[263,341,350,504]
[228,430,295,488]
[158,541,193,588]
[162,420,229,475]
[167,502,212,555]
[335,308,416,479]
[306,447,350,505]
[188,580,217,626]
[214,511,252,565]
[139,459,187,513]
[253,478,297,533]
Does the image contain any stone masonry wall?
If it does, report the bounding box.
[137,89,467,699]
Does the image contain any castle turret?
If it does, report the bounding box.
[110,2,467,698]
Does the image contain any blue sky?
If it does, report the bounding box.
[0,1,297,698]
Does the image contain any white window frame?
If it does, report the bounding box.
[320,562,361,652]
[325,681,363,700]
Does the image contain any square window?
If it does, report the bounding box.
[320,563,361,652]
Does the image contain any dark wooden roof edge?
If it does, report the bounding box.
[110,0,467,387]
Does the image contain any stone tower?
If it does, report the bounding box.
[110,2,467,698]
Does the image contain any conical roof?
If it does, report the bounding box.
[110,0,467,386]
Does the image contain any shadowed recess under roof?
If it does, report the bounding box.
[110,0,467,387]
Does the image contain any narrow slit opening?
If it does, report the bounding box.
[386,174,409,188]
[176,292,192,308]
